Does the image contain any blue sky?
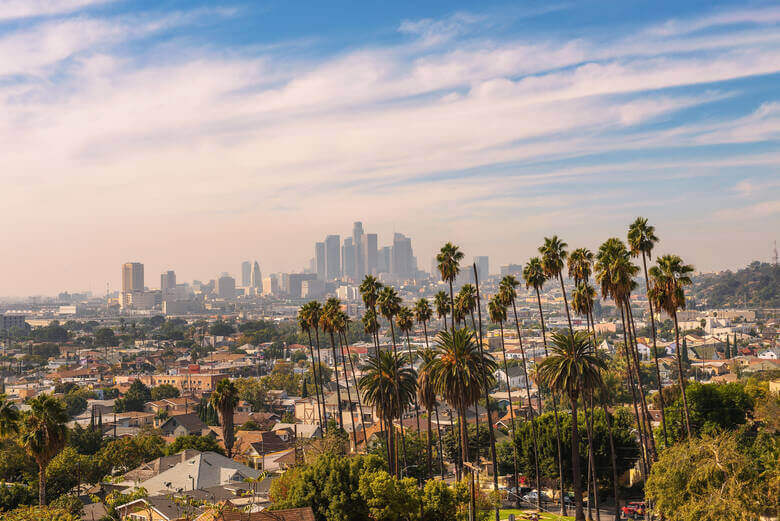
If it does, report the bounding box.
[1,0,778,295]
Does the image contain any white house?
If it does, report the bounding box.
[494,365,527,390]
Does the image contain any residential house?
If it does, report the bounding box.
[159,413,208,438]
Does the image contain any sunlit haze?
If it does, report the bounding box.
[2,0,779,296]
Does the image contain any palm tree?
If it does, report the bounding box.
[488,295,520,506]
[437,242,464,335]
[434,291,450,331]
[397,306,422,448]
[427,328,496,521]
[458,284,478,330]
[299,303,324,431]
[20,394,68,505]
[538,331,605,521]
[304,301,328,429]
[334,311,358,450]
[498,276,543,511]
[414,298,433,348]
[339,311,369,449]
[524,257,566,513]
[595,238,656,467]
[417,346,444,479]
[0,393,20,437]
[540,236,574,336]
[628,217,669,447]
[360,350,417,477]
[568,247,594,286]
[360,276,384,355]
[377,286,407,474]
[320,298,345,430]
[649,254,694,439]
[210,378,239,458]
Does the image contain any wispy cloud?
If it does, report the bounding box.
[0,0,115,21]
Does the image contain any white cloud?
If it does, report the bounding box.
[0,0,115,21]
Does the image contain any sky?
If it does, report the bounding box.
[1,0,778,296]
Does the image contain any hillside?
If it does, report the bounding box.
[692,261,778,308]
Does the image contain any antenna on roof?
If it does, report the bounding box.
[773,240,778,267]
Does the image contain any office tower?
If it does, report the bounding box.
[378,246,391,273]
[241,261,251,287]
[352,222,365,280]
[288,273,317,298]
[216,274,236,299]
[315,242,326,280]
[474,256,489,282]
[262,274,279,296]
[325,235,341,280]
[161,270,176,297]
[364,233,378,275]
[121,262,144,309]
[251,261,262,292]
[342,237,355,280]
[500,264,523,277]
[122,262,144,292]
[391,233,414,278]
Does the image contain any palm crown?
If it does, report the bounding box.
[488,295,507,324]
[648,254,694,317]
[434,291,450,319]
[359,350,417,423]
[537,331,605,402]
[377,286,401,320]
[436,242,464,283]
[397,306,414,334]
[568,247,594,285]
[523,257,547,291]
[359,275,383,309]
[539,235,568,279]
[414,298,432,324]
[628,217,658,259]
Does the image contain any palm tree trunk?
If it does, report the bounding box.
[536,288,567,516]
[434,404,445,478]
[499,320,521,507]
[471,267,499,521]
[389,321,408,477]
[559,273,575,336]
[329,331,344,430]
[38,463,46,506]
[313,328,328,432]
[570,396,585,521]
[451,407,462,481]
[338,334,358,451]
[584,392,600,521]
[344,333,368,452]
[509,298,542,510]
[672,312,692,438]
[404,331,422,450]
[625,299,657,462]
[306,330,324,431]
[618,305,649,479]
[443,315,447,332]
[641,253,668,447]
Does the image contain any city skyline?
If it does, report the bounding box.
[1,0,778,295]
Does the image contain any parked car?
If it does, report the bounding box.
[622,501,646,519]
[522,490,551,504]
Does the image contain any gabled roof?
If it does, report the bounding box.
[135,451,262,495]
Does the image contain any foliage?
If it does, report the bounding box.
[150,384,180,401]
[646,432,779,521]
[93,328,116,347]
[0,439,37,484]
[67,425,103,455]
[234,377,266,412]
[0,483,35,512]
[0,505,77,521]
[45,447,108,502]
[358,469,419,521]
[691,261,778,308]
[113,380,151,413]
[208,321,235,336]
[47,495,82,517]
[664,381,754,442]
[97,432,165,474]
[30,324,69,343]
[164,435,225,456]
[60,395,86,419]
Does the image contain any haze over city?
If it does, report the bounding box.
[2,0,779,296]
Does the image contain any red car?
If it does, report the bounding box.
[621,501,646,519]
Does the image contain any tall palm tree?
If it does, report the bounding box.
[538,331,605,521]
[568,247,594,286]
[648,254,694,439]
[540,236,574,336]
[360,276,384,355]
[488,295,520,507]
[434,291,450,332]
[458,284,478,330]
[339,311,368,449]
[305,301,328,429]
[210,378,239,458]
[524,257,566,513]
[397,306,422,447]
[360,350,417,477]
[320,298,345,430]
[21,394,68,505]
[628,217,668,447]
[498,276,543,511]
[414,298,433,348]
[596,238,656,465]
[334,311,358,450]
[377,286,407,474]
[417,346,444,479]
[299,303,324,431]
[437,242,464,335]
[0,393,20,437]
[427,328,496,521]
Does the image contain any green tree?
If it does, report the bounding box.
[210,379,239,458]
[61,395,86,418]
[436,242,464,334]
[93,328,116,347]
[433,291,450,332]
[358,469,420,521]
[45,447,109,502]
[664,382,754,442]
[67,424,103,455]
[0,393,21,438]
[97,431,165,474]
[20,394,68,505]
[164,435,225,456]
[0,505,77,521]
[209,321,235,336]
[150,384,180,401]
[113,380,151,413]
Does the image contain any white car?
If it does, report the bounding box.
[522,490,551,503]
